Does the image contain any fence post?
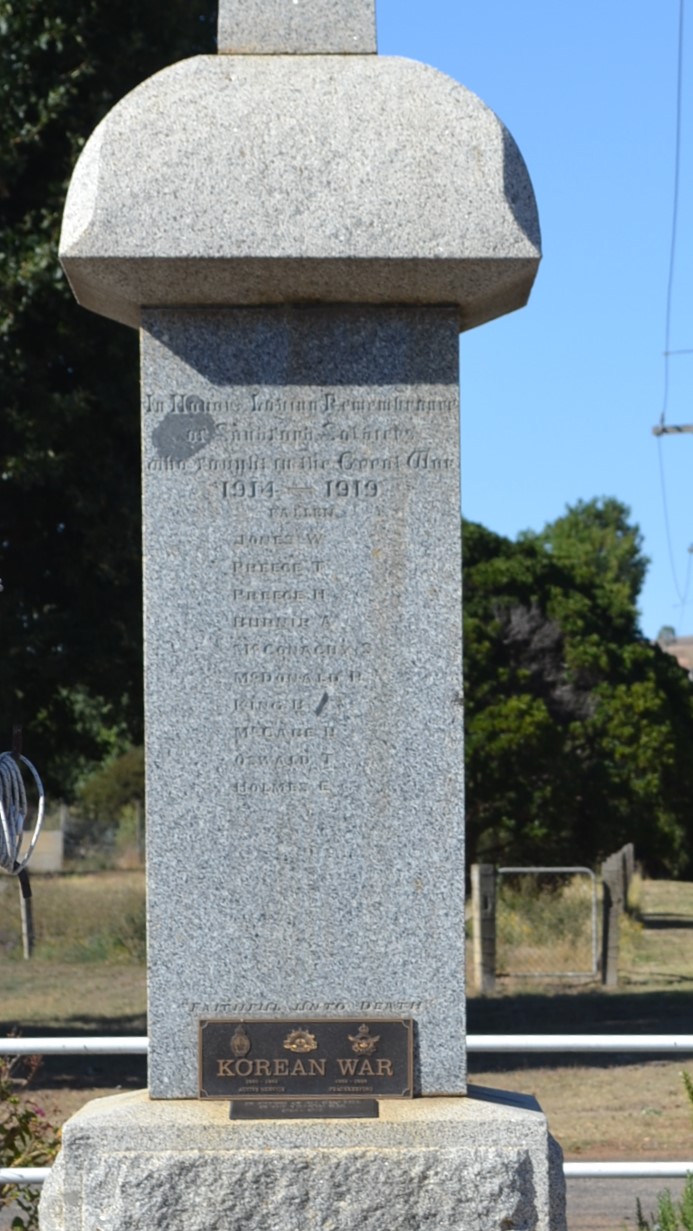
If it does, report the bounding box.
[601,854,623,987]
[622,843,635,906]
[471,863,496,994]
[18,874,34,960]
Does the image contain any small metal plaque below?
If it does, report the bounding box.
[230,1098,379,1120]
[199,1017,413,1100]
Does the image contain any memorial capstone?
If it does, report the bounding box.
[40,1,566,1227]
[217,0,377,53]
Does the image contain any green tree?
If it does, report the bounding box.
[463,498,693,874]
[0,0,215,795]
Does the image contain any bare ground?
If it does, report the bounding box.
[2,874,693,1230]
[467,878,693,1160]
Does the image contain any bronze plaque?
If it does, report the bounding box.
[230,1098,379,1120]
[199,1018,413,1100]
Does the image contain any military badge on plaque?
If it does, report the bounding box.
[199,1018,413,1117]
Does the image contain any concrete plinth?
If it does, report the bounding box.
[39,1087,566,1231]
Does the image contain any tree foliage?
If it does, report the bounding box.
[0,0,215,795]
[77,744,144,826]
[2,9,691,879]
[463,498,693,875]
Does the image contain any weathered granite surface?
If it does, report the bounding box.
[59,55,540,329]
[53,3,562,1223]
[142,305,465,1098]
[217,0,377,54]
[39,1088,567,1231]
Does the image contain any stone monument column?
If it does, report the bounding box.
[41,2,566,1228]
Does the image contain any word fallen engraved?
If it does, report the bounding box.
[199,1018,413,1100]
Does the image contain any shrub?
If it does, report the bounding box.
[636,1073,693,1230]
[67,746,144,859]
[636,1176,693,1230]
[77,746,144,825]
[0,1053,60,1231]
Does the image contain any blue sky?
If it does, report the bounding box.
[377,0,693,640]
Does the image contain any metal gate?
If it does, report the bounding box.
[496,866,598,979]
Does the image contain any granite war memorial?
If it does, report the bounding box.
[40,1,566,1226]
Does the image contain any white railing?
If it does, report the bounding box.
[1,1168,52,1184]
[565,1163,693,1178]
[468,1034,693,1053]
[7,1034,693,1056]
[1,1036,148,1055]
[2,1034,693,1185]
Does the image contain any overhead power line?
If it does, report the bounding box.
[652,0,692,618]
[660,0,687,429]
[656,436,691,606]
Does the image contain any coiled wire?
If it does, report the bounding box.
[0,752,45,875]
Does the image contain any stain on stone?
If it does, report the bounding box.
[315,691,329,717]
[152,412,216,461]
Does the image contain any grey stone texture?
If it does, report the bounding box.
[142,305,465,1099]
[217,0,377,54]
[54,12,561,1226]
[39,1088,567,1231]
[59,55,540,331]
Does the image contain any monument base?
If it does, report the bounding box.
[39,1086,566,1230]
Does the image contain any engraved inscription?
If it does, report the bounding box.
[145,381,458,799]
[406,449,455,471]
[337,451,398,471]
[192,1000,430,1014]
[221,479,275,498]
[199,1018,413,1101]
[325,478,378,498]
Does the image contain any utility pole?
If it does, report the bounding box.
[652,421,693,640]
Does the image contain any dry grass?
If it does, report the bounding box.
[470,1062,693,1160]
[0,870,145,962]
[0,871,147,1129]
[469,878,693,1161]
[0,872,147,1141]
[0,960,145,1028]
[620,880,693,986]
[496,872,597,978]
[2,873,693,1169]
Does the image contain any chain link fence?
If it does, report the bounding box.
[495,866,598,979]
